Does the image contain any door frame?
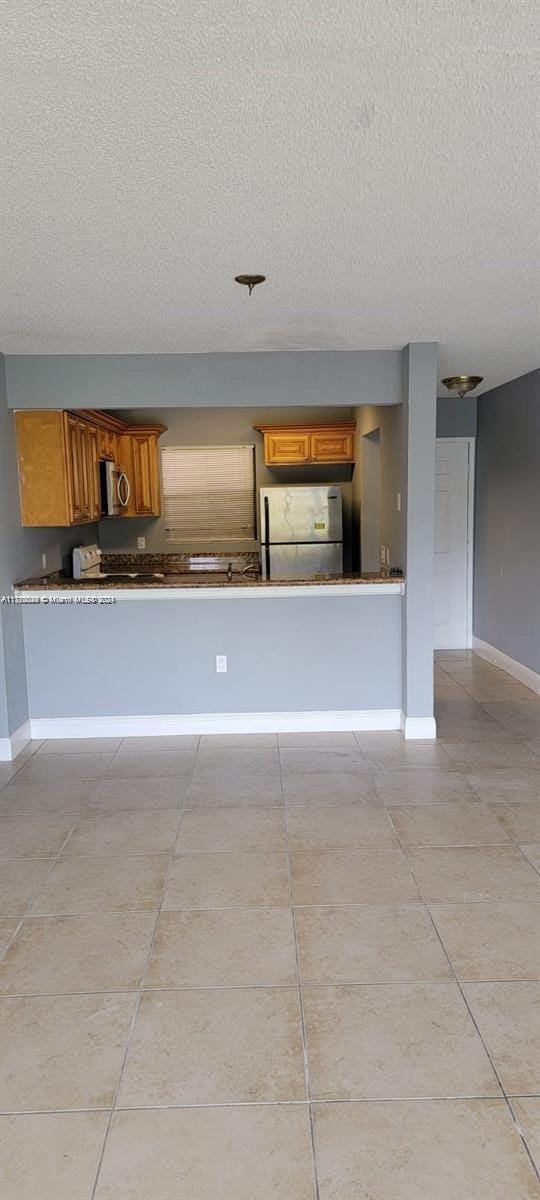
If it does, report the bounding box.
[435,436,475,649]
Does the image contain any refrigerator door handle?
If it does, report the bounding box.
[263,495,271,577]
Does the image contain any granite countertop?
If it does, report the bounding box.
[14,569,403,591]
[14,551,404,591]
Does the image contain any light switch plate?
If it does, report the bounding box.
[137,537,146,550]
[216,655,228,673]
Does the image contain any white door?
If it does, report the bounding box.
[434,439,474,649]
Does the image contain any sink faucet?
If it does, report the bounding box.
[227,562,233,581]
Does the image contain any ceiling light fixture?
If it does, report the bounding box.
[441,375,484,398]
[235,274,266,295]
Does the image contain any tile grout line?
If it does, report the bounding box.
[278,740,321,1200]
[515,843,540,880]
[88,757,197,1200]
[0,819,87,965]
[4,973,540,1002]
[0,738,44,789]
[0,770,113,967]
[409,856,540,1185]
[88,736,294,1195]
[3,700,539,1187]
[0,768,186,965]
[6,1092,536,1118]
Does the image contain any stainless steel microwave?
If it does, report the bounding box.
[99,460,131,517]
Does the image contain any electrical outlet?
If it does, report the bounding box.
[41,552,47,571]
[137,536,146,550]
[216,655,228,673]
[380,545,386,565]
[396,492,401,512]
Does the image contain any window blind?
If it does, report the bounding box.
[161,445,256,542]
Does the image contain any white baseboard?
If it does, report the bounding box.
[30,708,403,739]
[472,637,540,696]
[0,719,32,762]
[400,715,437,740]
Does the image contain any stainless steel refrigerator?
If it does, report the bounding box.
[260,485,343,579]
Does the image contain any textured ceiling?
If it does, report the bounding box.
[1,0,538,390]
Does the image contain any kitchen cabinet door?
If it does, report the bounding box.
[77,421,93,520]
[15,410,71,526]
[98,427,117,461]
[66,416,100,523]
[310,430,354,463]
[65,415,88,523]
[264,431,310,465]
[130,435,161,516]
[87,424,101,520]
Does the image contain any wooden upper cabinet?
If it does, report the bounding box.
[130,434,161,516]
[310,429,354,464]
[116,431,161,517]
[64,414,102,524]
[264,431,310,465]
[15,410,166,527]
[16,410,72,526]
[61,414,100,524]
[256,423,356,466]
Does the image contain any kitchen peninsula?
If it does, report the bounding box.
[15,550,404,595]
[2,344,438,758]
[14,552,404,739]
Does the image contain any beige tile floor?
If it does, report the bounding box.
[0,651,539,1198]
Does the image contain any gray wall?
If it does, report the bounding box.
[0,353,98,737]
[2,343,438,731]
[5,350,402,411]
[23,594,402,718]
[351,404,405,573]
[0,634,8,739]
[474,369,540,673]
[401,343,438,721]
[436,396,477,438]
[98,406,354,566]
